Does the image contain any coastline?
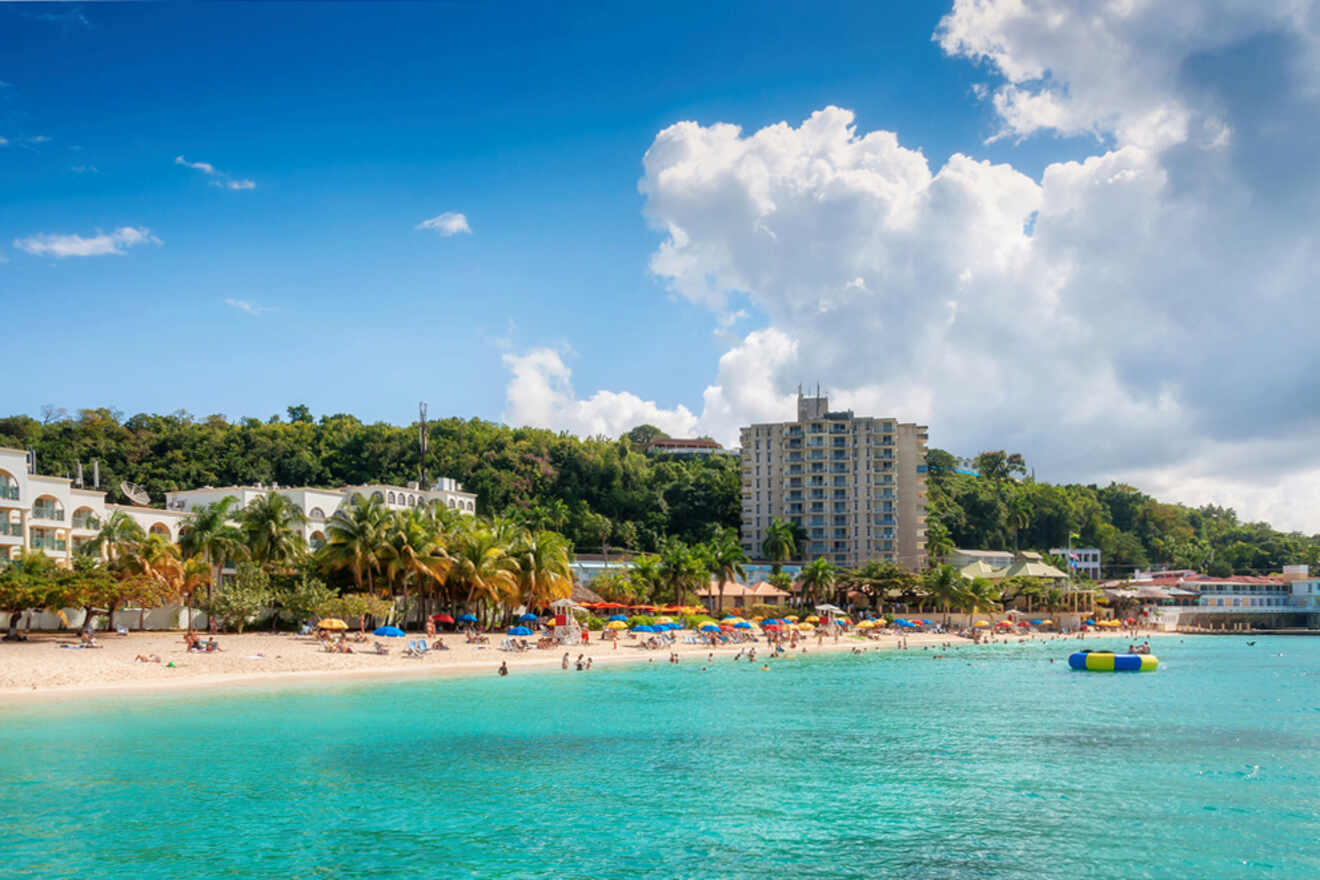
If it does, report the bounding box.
[0,628,1172,705]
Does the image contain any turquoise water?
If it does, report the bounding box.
[3,636,1319,879]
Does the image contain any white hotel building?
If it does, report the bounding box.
[0,445,476,567]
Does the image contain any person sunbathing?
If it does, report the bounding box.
[372,641,389,655]
[135,654,162,663]
[431,638,448,651]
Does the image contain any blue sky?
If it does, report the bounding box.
[3,0,1073,425]
[9,0,1320,529]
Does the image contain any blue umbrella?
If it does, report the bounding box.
[608,614,629,622]
[898,620,915,628]
[893,618,909,625]
[633,624,655,633]
[508,626,532,636]
[734,621,753,629]
[518,613,539,622]
[373,625,405,637]
[699,623,721,632]
[1030,619,1044,625]
[1084,619,1096,625]
[457,613,478,623]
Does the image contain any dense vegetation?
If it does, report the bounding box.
[4,408,1315,578]
[0,408,739,554]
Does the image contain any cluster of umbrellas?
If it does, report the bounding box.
[1085,619,1126,628]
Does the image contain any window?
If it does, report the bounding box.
[308,507,325,519]
[372,491,384,502]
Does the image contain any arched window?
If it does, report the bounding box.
[32,495,64,522]
[308,507,325,520]
[388,491,396,504]
[310,531,326,550]
[408,494,416,506]
[150,523,171,537]
[72,507,98,529]
[371,491,384,503]
[0,470,18,501]
[448,498,456,508]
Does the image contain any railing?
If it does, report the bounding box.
[0,486,19,501]
[30,537,67,551]
[31,506,64,522]
[0,522,21,538]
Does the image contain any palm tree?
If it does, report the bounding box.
[707,528,748,614]
[796,556,837,608]
[922,563,967,626]
[88,510,145,565]
[177,496,247,603]
[1005,492,1031,553]
[379,507,452,623]
[925,520,956,568]
[241,492,307,570]
[321,494,387,591]
[760,518,797,575]
[510,529,573,609]
[445,523,518,622]
[961,576,1001,626]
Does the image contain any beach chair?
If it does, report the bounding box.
[115,625,129,636]
[499,637,517,652]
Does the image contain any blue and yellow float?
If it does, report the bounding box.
[1068,650,1158,672]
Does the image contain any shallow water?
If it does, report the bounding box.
[3,635,1318,879]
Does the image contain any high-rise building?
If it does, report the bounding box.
[739,394,929,571]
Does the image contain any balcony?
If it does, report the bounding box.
[30,536,67,551]
[31,506,65,523]
[0,521,21,540]
[0,486,19,502]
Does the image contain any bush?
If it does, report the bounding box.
[681,614,716,629]
[746,604,793,619]
[206,563,271,634]
[626,614,657,628]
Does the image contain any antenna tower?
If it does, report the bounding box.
[418,402,429,490]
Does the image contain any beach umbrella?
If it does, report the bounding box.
[734,621,753,630]
[373,625,405,637]
[719,624,734,631]
[796,622,814,631]
[633,624,655,633]
[655,616,674,624]
[764,624,782,631]
[804,615,821,623]
[457,613,478,623]
[1018,621,1031,627]
[699,623,721,632]
[1041,619,1054,625]
[785,615,800,622]
[873,619,887,626]
[720,616,742,623]
[856,621,874,629]
[919,619,934,625]
[1030,619,1044,625]
[606,620,628,630]
[974,620,990,627]
[608,614,628,622]
[431,613,455,624]
[518,613,539,623]
[317,618,348,630]
[1124,617,1136,624]
[1084,619,1096,625]
[892,618,909,625]
[508,626,533,636]
[897,620,915,628]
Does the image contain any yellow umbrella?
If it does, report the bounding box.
[974,620,990,627]
[1041,619,1054,624]
[784,615,800,622]
[796,622,814,631]
[317,618,348,630]
[605,620,628,630]
[805,615,821,623]
[874,619,888,626]
[856,620,875,629]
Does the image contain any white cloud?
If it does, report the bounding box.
[174,154,256,190]
[13,226,160,258]
[223,298,270,317]
[27,135,50,144]
[416,212,472,236]
[0,137,8,147]
[500,0,1320,531]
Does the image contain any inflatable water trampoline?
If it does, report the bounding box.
[1068,650,1158,672]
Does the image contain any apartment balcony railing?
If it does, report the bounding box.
[0,486,19,501]
[31,507,64,522]
[0,521,21,538]
[30,536,67,551]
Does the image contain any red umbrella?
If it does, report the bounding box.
[432,613,455,624]
[1017,621,1031,626]
[1124,617,1136,624]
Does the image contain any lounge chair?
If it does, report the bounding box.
[116,625,129,636]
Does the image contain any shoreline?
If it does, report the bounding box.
[0,628,1174,705]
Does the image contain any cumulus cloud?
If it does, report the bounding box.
[223,298,270,316]
[502,0,1320,530]
[416,212,472,236]
[174,154,256,190]
[13,226,160,258]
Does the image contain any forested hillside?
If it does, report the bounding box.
[0,408,739,553]
[3,408,1314,576]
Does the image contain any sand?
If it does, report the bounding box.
[0,626,1163,703]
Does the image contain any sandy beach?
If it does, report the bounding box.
[0,626,1163,703]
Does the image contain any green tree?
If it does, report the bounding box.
[796,557,837,608]
[760,517,797,575]
[320,494,387,591]
[177,495,248,603]
[206,563,271,633]
[241,492,307,570]
[706,527,748,614]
